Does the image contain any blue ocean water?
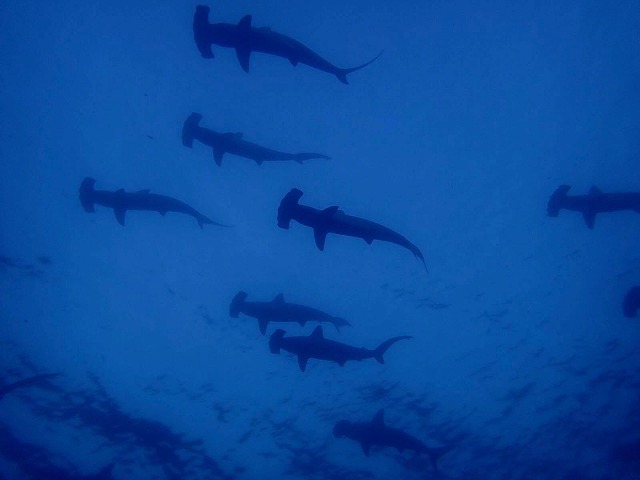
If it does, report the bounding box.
[1,1,639,478]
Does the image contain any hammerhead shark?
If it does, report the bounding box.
[230,291,349,335]
[182,112,329,167]
[623,287,640,318]
[333,409,452,472]
[547,185,640,228]
[79,177,226,228]
[193,5,381,84]
[269,326,411,372]
[278,188,427,271]
[0,373,60,400]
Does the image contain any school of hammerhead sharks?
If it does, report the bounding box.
[3,4,640,478]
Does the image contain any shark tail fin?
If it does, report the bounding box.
[269,329,286,354]
[426,445,453,473]
[547,184,571,217]
[79,177,97,213]
[373,335,412,364]
[409,244,428,273]
[332,317,350,333]
[193,6,215,58]
[182,112,203,148]
[292,153,331,164]
[277,188,304,229]
[336,50,383,84]
[230,291,248,317]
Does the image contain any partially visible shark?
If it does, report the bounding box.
[623,287,640,318]
[269,325,411,372]
[182,112,329,167]
[333,409,452,472]
[278,188,427,271]
[193,5,381,84]
[547,185,640,228]
[79,177,227,228]
[0,373,60,400]
[229,291,349,335]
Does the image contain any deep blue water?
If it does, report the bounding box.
[1,1,640,479]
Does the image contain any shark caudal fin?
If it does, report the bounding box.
[278,188,304,229]
[230,291,248,317]
[196,213,230,229]
[547,184,571,217]
[409,244,428,273]
[373,335,412,364]
[623,287,640,318]
[336,51,383,84]
[269,329,286,354]
[193,6,215,58]
[79,177,97,213]
[182,112,203,148]
[331,317,350,332]
[292,153,331,164]
[426,445,453,473]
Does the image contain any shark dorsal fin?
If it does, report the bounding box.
[238,14,252,30]
[311,325,324,339]
[322,206,339,217]
[589,185,603,196]
[372,409,385,425]
[137,189,150,194]
[272,293,285,304]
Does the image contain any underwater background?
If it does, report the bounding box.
[1,0,640,478]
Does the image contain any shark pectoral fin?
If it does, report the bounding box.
[297,356,309,372]
[258,319,269,335]
[114,208,126,226]
[236,47,251,73]
[337,360,346,367]
[583,210,596,229]
[213,148,224,166]
[255,158,263,166]
[364,237,374,245]
[372,409,385,425]
[289,57,298,66]
[361,442,371,457]
[314,228,328,251]
[272,293,285,303]
[159,210,168,216]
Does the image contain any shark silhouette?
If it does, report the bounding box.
[547,185,640,228]
[623,287,640,318]
[79,177,227,228]
[269,326,411,372]
[193,5,381,83]
[333,409,452,472]
[230,291,349,335]
[278,188,427,271]
[182,113,329,167]
[0,373,60,400]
